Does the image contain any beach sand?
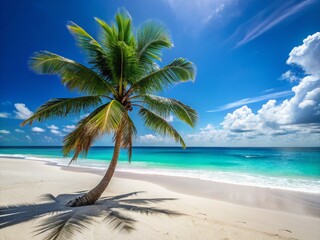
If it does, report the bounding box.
[0,157,319,240]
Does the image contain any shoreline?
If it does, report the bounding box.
[1,154,319,194]
[56,160,320,217]
[1,157,320,240]
[1,156,320,217]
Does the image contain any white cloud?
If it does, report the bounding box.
[47,125,59,130]
[26,135,31,141]
[15,129,25,133]
[190,32,320,146]
[50,129,63,136]
[287,32,320,76]
[226,32,320,127]
[139,134,163,143]
[32,127,45,132]
[0,112,10,118]
[0,130,10,134]
[187,124,229,144]
[229,0,314,48]
[63,125,76,132]
[14,103,33,120]
[165,115,174,122]
[221,106,261,132]
[280,70,299,82]
[207,91,292,112]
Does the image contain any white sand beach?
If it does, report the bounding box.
[0,157,319,240]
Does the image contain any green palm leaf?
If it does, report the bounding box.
[67,21,112,78]
[137,20,172,65]
[119,113,137,162]
[29,51,115,95]
[21,96,102,126]
[134,58,196,93]
[24,9,197,207]
[106,41,140,91]
[63,100,125,162]
[114,8,135,46]
[95,14,141,88]
[141,94,198,127]
[94,17,118,50]
[139,108,186,148]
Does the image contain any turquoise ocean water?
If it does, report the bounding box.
[0,147,319,193]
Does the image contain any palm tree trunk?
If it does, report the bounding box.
[67,130,122,207]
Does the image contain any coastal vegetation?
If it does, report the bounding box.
[22,9,197,207]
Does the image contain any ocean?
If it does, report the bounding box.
[0,146,319,194]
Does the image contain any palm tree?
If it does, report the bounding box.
[22,9,197,207]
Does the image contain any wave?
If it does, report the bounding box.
[1,153,319,194]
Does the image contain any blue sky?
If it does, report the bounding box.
[0,0,319,147]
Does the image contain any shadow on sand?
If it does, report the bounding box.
[0,191,181,239]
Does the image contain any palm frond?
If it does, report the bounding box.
[106,41,140,89]
[114,8,135,46]
[63,100,125,162]
[137,20,172,65]
[120,113,137,162]
[67,22,112,78]
[141,94,198,127]
[139,108,186,148]
[134,58,196,93]
[29,51,115,95]
[21,96,102,126]
[63,100,125,163]
[95,10,139,86]
[94,17,118,50]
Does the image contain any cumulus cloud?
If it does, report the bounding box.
[0,112,10,118]
[63,125,76,132]
[0,130,10,134]
[287,32,320,76]
[221,106,261,132]
[190,32,320,146]
[14,103,33,120]
[47,125,59,130]
[187,124,229,144]
[50,129,63,136]
[45,125,64,136]
[280,70,299,82]
[139,134,163,143]
[32,127,45,132]
[222,32,320,130]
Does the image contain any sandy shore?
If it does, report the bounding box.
[0,157,319,240]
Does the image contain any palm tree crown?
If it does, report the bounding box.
[22,9,197,206]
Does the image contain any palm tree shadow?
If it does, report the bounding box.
[0,191,181,240]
